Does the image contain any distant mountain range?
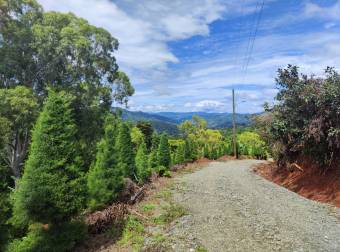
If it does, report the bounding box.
[118,109,255,135]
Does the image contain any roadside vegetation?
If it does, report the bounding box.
[254,65,340,170]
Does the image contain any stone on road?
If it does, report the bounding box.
[170,160,340,252]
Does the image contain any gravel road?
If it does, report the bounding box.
[168,160,340,252]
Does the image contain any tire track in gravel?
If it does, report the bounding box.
[168,160,340,252]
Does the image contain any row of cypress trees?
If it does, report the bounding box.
[8,90,172,251]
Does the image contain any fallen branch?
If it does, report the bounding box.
[129,185,146,204]
[291,162,304,172]
[128,208,148,220]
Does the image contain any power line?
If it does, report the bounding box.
[242,1,260,73]
[242,0,265,80]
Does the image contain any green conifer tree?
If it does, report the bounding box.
[12,90,85,225]
[148,134,159,169]
[116,122,136,179]
[203,144,210,159]
[211,147,218,160]
[175,144,185,164]
[184,139,192,162]
[135,142,150,183]
[157,133,171,168]
[87,114,123,210]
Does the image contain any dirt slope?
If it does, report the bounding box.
[254,160,340,207]
[168,160,340,252]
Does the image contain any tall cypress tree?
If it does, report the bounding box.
[87,114,123,210]
[116,122,136,179]
[135,142,150,183]
[157,133,171,168]
[203,144,210,159]
[148,134,159,169]
[12,90,85,225]
[184,139,192,162]
[175,144,185,164]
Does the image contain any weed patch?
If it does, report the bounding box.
[118,216,145,251]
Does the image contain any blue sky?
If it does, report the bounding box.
[39,0,340,113]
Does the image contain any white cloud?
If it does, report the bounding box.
[304,1,340,20]
[185,100,226,111]
[39,0,226,71]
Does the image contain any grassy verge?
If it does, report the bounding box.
[114,184,188,251]
[114,160,212,251]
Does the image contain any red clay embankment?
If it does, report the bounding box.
[253,157,340,207]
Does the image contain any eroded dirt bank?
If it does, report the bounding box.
[254,159,340,208]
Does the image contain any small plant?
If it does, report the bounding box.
[141,204,156,214]
[196,245,208,252]
[163,170,172,178]
[153,203,187,225]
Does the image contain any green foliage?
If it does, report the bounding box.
[153,203,186,225]
[0,165,11,250]
[163,170,172,178]
[118,216,144,251]
[135,142,150,183]
[184,139,193,162]
[136,121,154,150]
[264,65,340,166]
[238,132,268,159]
[87,114,123,210]
[12,90,86,225]
[130,126,144,150]
[155,166,167,177]
[174,144,185,164]
[203,145,209,159]
[157,133,171,168]
[6,221,86,252]
[0,86,38,178]
[116,123,136,180]
[0,0,134,177]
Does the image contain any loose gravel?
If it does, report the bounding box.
[166,160,340,252]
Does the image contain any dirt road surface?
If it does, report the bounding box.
[168,160,340,252]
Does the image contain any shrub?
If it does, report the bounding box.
[266,65,340,166]
[6,221,86,252]
[238,132,267,159]
[155,166,167,177]
[87,114,123,210]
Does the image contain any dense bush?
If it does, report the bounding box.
[238,132,268,159]
[6,221,87,252]
[265,65,340,167]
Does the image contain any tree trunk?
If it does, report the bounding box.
[5,129,29,187]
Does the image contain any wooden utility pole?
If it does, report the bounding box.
[232,89,238,159]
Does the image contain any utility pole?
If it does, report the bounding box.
[232,89,238,159]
